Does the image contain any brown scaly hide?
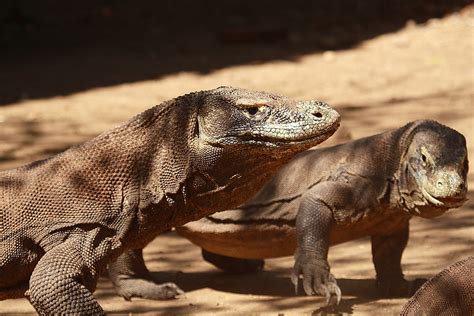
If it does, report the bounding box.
[0,86,340,314]
[400,256,473,316]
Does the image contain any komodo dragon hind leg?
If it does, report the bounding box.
[371,221,426,297]
[108,248,184,300]
[202,249,265,273]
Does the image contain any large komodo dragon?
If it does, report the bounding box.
[177,120,468,304]
[400,256,473,316]
[0,86,341,314]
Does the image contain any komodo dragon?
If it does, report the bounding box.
[400,256,473,316]
[0,86,341,314]
[177,120,468,304]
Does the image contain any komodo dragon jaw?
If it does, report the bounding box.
[399,122,468,218]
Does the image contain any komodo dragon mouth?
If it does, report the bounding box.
[405,162,467,217]
[236,121,341,146]
[420,186,467,208]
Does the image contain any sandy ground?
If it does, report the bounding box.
[0,5,473,315]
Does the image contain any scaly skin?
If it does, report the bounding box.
[400,256,473,316]
[177,120,468,305]
[0,86,340,314]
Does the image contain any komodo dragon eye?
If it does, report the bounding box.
[239,103,269,118]
[243,105,268,119]
[419,147,434,166]
[236,98,269,118]
[246,107,259,115]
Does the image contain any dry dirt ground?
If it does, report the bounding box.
[0,4,473,316]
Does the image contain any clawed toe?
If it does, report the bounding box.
[160,282,185,299]
[113,277,185,301]
[291,263,342,306]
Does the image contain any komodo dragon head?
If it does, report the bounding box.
[183,86,340,212]
[400,120,468,218]
[197,86,340,150]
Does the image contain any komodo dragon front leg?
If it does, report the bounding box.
[291,182,344,304]
[291,178,424,303]
[109,249,183,300]
[28,228,120,314]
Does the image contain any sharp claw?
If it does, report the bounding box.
[291,273,299,294]
[335,286,342,305]
[303,280,314,296]
[323,287,331,305]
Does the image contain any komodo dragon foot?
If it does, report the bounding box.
[291,253,341,305]
[108,249,184,300]
[112,278,184,301]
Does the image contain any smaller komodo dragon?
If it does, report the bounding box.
[177,120,469,304]
[0,87,341,314]
[400,256,473,316]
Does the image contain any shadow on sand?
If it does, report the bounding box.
[0,0,471,105]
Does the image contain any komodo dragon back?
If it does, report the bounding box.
[400,256,473,316]
[0,86,341,314]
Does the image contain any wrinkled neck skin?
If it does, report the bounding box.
[129,142,295,248]
[131,111,302,245]
[187,146,293,215]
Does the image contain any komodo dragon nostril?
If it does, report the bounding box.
[456,181,466,194]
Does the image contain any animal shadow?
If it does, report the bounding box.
[153,269,383,313]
